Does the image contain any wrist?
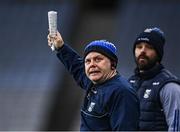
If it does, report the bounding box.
[55,44,65,52]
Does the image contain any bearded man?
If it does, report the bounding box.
[129,27,180,131]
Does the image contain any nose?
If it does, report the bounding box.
[90,60,96,66]
[88,60,98,69]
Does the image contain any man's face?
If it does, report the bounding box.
[135,42,159,71]
[84,52,113,84]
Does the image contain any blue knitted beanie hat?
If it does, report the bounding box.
[84,40,118,67]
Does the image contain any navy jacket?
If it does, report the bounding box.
[57,44,139,131]
[129,64,180,131]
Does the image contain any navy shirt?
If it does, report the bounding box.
[56,44,139,131]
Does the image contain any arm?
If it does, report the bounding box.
[47,31,91,90]
[160,82,180,131]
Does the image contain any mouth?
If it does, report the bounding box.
[89,70,101,75]
[138,55,148,61]
[139,57,146,61]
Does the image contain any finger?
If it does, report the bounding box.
[47,34,50,39]
[48,37,54,45]
[47,35,52,43]
[48,40,52,46]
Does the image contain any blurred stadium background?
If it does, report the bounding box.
[0,0,180,130]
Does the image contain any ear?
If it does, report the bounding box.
[111,66,115,70]
[111,61,116,70]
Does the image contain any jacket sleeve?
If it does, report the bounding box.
[56,44,91,90]
[160,82,180,131]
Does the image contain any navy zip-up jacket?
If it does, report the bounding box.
[56,44,139,131]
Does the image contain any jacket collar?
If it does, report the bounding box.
[134,64,164,80]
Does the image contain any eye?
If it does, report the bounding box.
[85,59,91,64]
[136,44,142,49]
[95,57,103,62]
[146,44,154,50]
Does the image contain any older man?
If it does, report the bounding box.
[48,32,139,131]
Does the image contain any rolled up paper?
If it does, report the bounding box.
[48,11,57,51]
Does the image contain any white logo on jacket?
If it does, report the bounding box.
[144,89,151,99]
[144,28,153,33]
[130,80,135,83]
[88,102,95,112]
[152,81,160,85]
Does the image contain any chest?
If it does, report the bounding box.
[130,78,162,101]
[82,87,110,117]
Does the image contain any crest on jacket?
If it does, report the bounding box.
[144,89,151,99]
[88,102,95,112]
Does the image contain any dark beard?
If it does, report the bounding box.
[135,55,159,71]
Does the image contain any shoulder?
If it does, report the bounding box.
[113,75,134,91]
[161,82,180,95]
[160,82,180,102]
[111,75,137,97]
[159,68,179,81]
[154,69,180,93]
